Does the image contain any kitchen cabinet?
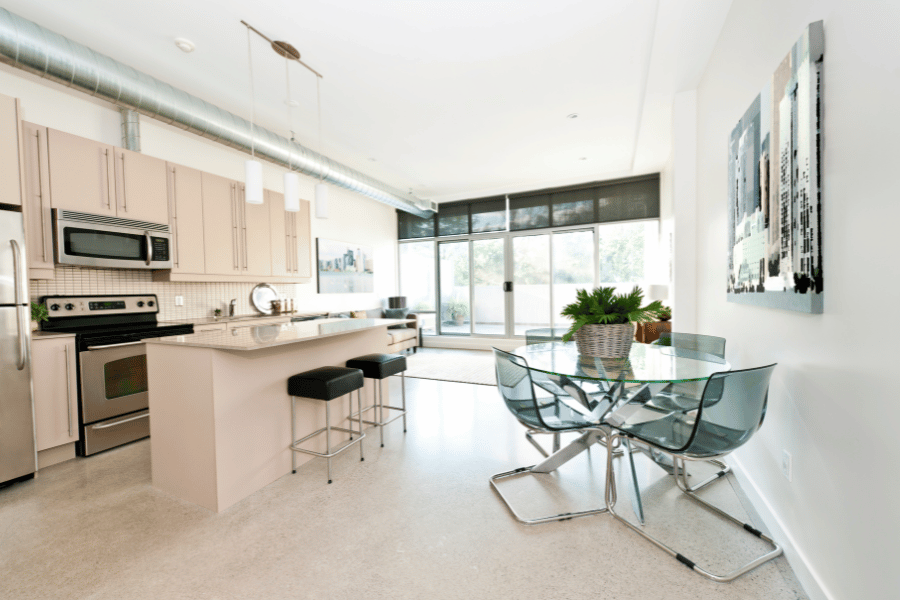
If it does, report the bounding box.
[269,190,311,278]
[201,172,242,276]
[46,128,168,224]
[241,185,272,277]
[166,163,206,274]
[0,94,22,207]
[32,336,79,451]
[115,148,169,224]
[21,122,55,278]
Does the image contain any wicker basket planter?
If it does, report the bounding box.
[573,323,636,358]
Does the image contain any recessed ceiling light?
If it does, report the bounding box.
[368,158,377,162]
[567,113,579,119]
[284,99,300,107]
[579,157,588,160]
[174,38,195,53]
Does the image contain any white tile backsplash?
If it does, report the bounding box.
[29,267,299,321]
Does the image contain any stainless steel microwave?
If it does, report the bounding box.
[53,209,173,270]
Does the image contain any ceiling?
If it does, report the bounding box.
[3,0,732,203]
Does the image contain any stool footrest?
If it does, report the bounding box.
[291,426,365,459]
[359,404,407,427]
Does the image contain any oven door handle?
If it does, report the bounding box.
[145,231,153,266]
[91,412,149,430]
[86,341,144,350]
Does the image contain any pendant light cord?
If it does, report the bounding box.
[246,26,256,158]
[316,76,324,182]
[285,56,294,171]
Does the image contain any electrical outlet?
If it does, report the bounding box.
[781,450,792,482]
[175,295,184,306]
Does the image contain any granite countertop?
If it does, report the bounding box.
[145,318,413,351]
[160,313,325,326]
[31,330,76,339]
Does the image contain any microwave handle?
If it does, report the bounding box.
[145,231,153,266]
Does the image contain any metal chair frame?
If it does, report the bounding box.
[351,372,408,447]
[290,389,366,484]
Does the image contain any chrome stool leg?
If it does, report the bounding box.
[291,395,297,474]
[401,372,407,433]
[358,389,365,462]
[325,401,332,483]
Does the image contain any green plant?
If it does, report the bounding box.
[213,308,222,317]
[657,304,672,321]
[560,286,663,342]
[30,302,49,324]
[443,299,469,320]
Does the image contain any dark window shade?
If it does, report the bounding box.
[470,197,506,233]
[596,177,660,223]
[509,193,550,230]
[550,188,597,227]
[437,203,469,236]
[398,211,435,239]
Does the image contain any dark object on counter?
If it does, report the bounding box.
[387,296,407,309]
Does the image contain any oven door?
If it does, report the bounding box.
[79,340,148,424]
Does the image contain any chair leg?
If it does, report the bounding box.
[401,372,407,433]
[623,437,645,524]
[348,394,353,440]
[291,396,297,474]
[378,381,385,448]
[358,389,365,462]
[325,401,332,484]
[603,433,783,582]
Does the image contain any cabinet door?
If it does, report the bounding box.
[201,172,241,275]
[33,337,79,451]
[21,122,55,273]
[47,128,115,216]
[0,94,21,206]
[115,148,169,224]
[294,199,312,277]
[243,186,272,277]
[167,163,205,274]
[268,190,292,277]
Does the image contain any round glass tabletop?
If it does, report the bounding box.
[515,342,730,384]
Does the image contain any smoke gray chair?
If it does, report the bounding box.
[603,363,783,582]
[491,348,622,525]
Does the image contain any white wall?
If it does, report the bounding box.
[692,3,900,598]
[0,63,398,315]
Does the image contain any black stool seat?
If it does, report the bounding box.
[288,366,364,400]
[346,353,407,379]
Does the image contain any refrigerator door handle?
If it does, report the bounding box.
[11,239,27,371]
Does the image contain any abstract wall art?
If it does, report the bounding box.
[727,21,824,314]
[316,238,375,294]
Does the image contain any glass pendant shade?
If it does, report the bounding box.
[245,160,264,204]
[315,183,329,219]
[284,172,300,212]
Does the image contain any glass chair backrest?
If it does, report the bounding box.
[681,363,776,458]
[656,332,727,359]
[493,348,543,430]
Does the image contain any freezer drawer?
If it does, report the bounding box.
[81,409,149,456]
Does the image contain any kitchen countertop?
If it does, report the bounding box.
[31,330,76,339]
[160,313,325,326]
[145,318,412,351]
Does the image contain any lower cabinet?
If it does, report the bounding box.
[32,336,79,451]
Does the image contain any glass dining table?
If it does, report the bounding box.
[514,341,732,522]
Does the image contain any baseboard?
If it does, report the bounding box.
[37,443,76,470]
[729,456,834,600]
[421,336,522,352]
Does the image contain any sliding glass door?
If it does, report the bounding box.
[511,234,551,335]
[472,237,506,335]
[438,241,470,334]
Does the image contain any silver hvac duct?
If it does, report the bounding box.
[0,8,432,217]
[120,108,140,152]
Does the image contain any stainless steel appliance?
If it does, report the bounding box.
[39,294,192,455]
[53,209,173,270]
[0,209,36,487]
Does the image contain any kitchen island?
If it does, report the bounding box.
[145,318,410,512]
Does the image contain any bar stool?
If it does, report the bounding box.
[287,366,366,484]
[346,353,408,447]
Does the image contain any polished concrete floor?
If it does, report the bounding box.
[1,365,809,599]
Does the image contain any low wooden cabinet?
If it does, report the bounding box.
[32,336,79,452]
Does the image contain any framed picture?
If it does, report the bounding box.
[316,238,374,294]
[727,21,824,314]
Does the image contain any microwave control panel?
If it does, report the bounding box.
[150,236,170,262]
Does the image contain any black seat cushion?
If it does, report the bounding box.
[346,353,407,380]
[287,367,364,400]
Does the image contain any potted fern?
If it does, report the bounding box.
[561,286,664,357]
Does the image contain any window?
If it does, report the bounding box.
[437,204,468,237]
[399,241,436,312]
[470,197,506,233]
[508,193,551,231]
[398,211,435,239]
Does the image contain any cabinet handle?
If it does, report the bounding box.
[231,185,239,270]
[170,168,179,268]
[64,343,73,437]
[292,214,298,274]
[120,153,128,213]
[242,201,248,270]
[34,129,50,262]
[101,148,112,210]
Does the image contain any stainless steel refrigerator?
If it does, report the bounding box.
[0,209,35,487]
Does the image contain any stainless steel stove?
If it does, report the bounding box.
[39,294,193,455]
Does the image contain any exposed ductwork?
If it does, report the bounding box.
[0,8,432,217]
[119,108,140,152]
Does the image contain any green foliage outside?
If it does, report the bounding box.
[560,286,663,342]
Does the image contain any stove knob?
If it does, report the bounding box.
[137,301,145,307]
[148,301,155,307]
[50,304,60,311]
[65,303,74,311]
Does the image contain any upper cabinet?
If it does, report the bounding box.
[114,148,169,224]
[166,163,205,274]
[269,191,311,279]
[242,186,272,277]
[46,128,168,224]
[0,94,22,207]
[21,122,55,278]
[201,172,242,276]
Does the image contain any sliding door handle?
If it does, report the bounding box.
[503,281,513,292]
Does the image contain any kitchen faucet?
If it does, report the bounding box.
[229,298,237,317]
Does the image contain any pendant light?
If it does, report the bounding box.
[282,56,300,212]
[314,76,329,219]
[244,26,263,205]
